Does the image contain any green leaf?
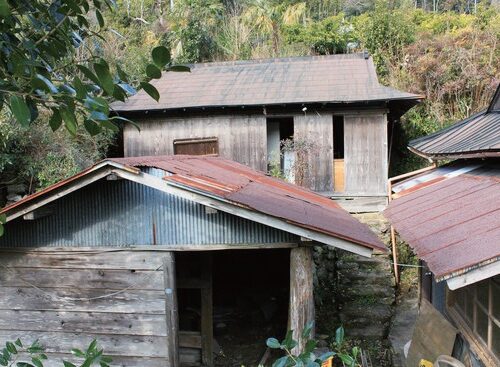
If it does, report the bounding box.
[34,74,58,94]
[14,339,22,348]
[302,321,314,339]
[49,110,62,131]
[93,63,114,95]
[167,65,190,72]
[63,362,76,367]
[283,330,295,350]
[5,342,16,354]
[95,9,105,28]
[76,65,101,86]
[60,108,78,136]
[73,77,87,99]
[266,338,280,349]
[30,357,42,367]
[89,111,107,121]
[9,95,31,127]
[70,349,84,357]
[146,64,161,79]
[0,214,6,224]
[140,82,160,102]
[338,354,354,365]
[99,120,119,132]
[317,351,334,362]
[304,339,317,355]
[0,0,10,17]
[116,65,128,82]
[110,115,140,131]
[151,46,170,68]
[84,120,102,136]
[0,224,4,237]
[335,326,344,346]
[272,356,289,367]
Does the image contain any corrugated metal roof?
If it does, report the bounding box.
[384,161,500,280]
[111,54,420,113]
[2,155,385,252]
[409,84,500,160]
[110,155,385,251]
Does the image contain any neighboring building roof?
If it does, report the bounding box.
[111,54,421,114]
[409,84,500,160]
[2,155,385,256]
[384,161,500,289]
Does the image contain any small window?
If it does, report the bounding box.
[449,276,500,362]
[173,137,219,156]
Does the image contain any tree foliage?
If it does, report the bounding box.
[0,0,186,135]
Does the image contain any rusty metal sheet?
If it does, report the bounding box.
[385,162,500,279]
[2,155,386,253]
[112,155,385,251]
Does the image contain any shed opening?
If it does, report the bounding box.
[176,249,290,367]
[333,115,345,192]
[266,117,294,178]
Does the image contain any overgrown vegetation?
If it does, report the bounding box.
[1,0,498,197]
[0,338,111,367]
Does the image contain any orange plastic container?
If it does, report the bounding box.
[321,357,333,367]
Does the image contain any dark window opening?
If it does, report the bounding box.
[333,115,345,192]
[333,115,344,159]
[174,137,219,156]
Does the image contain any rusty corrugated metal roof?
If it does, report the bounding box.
[409,84,500,160]
[111,54,420,113]
[2,155,385,252]
[384,161,500,280]
[110,155,385,251]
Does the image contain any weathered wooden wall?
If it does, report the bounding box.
[294,113,333,192]
[0,249,194,366]
[344,113,388,196]
[124,115,267,171]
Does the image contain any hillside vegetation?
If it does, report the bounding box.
[1,0,499,196]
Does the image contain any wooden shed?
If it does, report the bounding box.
[111,54,422,212]
[0,155,385,367]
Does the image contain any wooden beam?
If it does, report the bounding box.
[163,253,179,367]
[289,247,315,354]
[200,252,214,367]
[0,243,299,254]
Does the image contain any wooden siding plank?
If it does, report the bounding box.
[0,286,165,313]
[124,115,267,171]
[0,250,164,270]
[293,113,333,192]
[344,114,388,196]
[0,330,167,358]
[0,268,164,290]
[0,310,167,336]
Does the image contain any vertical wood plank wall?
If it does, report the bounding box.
[344,113,388,196]
[124,115,267,171]
[294,114,334,192]
[0,249,185,367]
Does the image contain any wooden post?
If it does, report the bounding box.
[289,246,315,354]
[163,253,179,367]
[201,253,214,367]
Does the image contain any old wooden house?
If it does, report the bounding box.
[385,85,500,366]
[0,155,385,367]
[111,54,421,211]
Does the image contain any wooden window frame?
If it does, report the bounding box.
[447,277,500,366]
[173,137,219,156]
